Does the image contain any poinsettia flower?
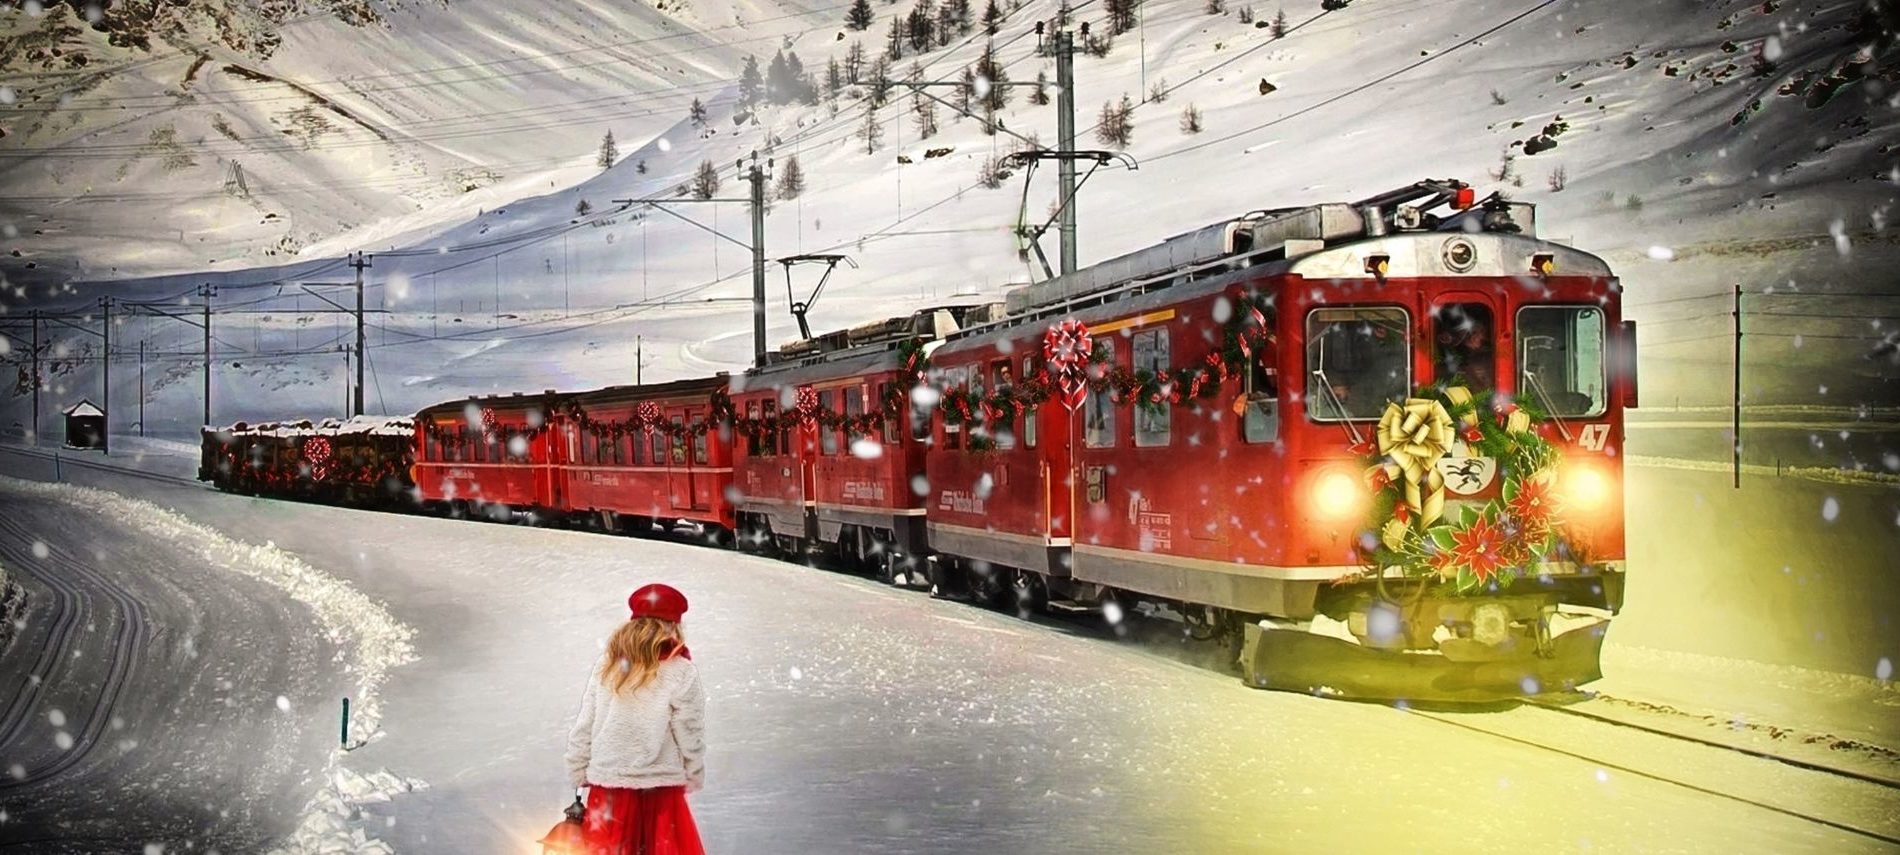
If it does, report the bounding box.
[1449,516,1510,585]
[1508,475,1554,526]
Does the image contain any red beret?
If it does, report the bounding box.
[628,583,688,623]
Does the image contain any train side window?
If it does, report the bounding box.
[746,402,762,455]
[1132,329,1171,447]
[1021,356,1039,449]
[761,400,779,457]
[1243,352,1282,443]
[630,424,644,465]
[692,410,710,465]
[614,430,627,465]
[988,360,1016,449]
[670,416,686,464]
[649,428,664,466]
[942,367,964,450]
[819,391,840,454]
[1085,340,1117,448]
[1518,305,1607,417]
[844,386,865,445]
[879,383,901,444]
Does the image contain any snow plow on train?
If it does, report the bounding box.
[200,179,1631,703]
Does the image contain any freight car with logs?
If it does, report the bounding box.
[201,180,1634,702]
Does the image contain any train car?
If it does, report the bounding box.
[199,416,415,505]
[413,391,571,521]
[729,308,984,579]
[558,377,736,539]
[923,180,1634,700]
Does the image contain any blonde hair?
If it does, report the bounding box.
[600,616,683,694]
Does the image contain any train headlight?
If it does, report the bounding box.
[1312,470,1361,520]
[1561,465,1611,511]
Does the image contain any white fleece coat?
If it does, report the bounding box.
[565,655,706,791]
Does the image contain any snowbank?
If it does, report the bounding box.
[0,477,420,854]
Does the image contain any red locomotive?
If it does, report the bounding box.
[202,180,1632,701]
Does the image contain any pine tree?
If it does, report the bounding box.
[949,0,973,33]
[936,4,956,46]
[596,130,618,170]
[739,55,764,109]
[636,159,648,174]
[787,51,810,102]
[868,56,893,107]
[957,66,975,118]
[860,106,885,154]
[776,154,806,200]
[845,41,866,83]
[886,16,906,59]
[912,90,939,138]
[1270,8,1287,36]
[576,198,594,215]
[688,97,708,126]
[692,159,721,199]
[1204,0,1224,14]
[1031,69,1050,105]
[1097,94,1134,148]
[1106,0,1137,35]
[1179,102,1202,134]
[847,0,874,30]
[975,41,1009,112]
[907,1,934,50]
[982,0,1003,34]
[766,51,791,104]
[826,58,843,98]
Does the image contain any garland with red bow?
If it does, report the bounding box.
[940,292,1277,451]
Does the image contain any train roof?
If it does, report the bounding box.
[208,414,415,438]
[994,179,1611,322]
[572,375,729,405]
[415,389,574,417]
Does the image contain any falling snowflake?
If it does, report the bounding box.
[850,438,883,459]
[30,541,46,559]
[1878,657,1894,682]
[46,709,63,727]
[54,730,72,750]
[910,475,930,497]
[276,695,291,711]
[1829,219,1851,257]
[657,137,673,152]
[1821,497,1840,522]
[1645,246,1675,261]
[1594,768,1610,783]
[789,667,803,681]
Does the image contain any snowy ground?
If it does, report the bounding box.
[0,478,349,853]
[0,453,1897,853]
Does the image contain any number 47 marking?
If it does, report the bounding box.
[1577,423,1611,452]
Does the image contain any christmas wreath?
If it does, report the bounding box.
[1352,385,1572,593]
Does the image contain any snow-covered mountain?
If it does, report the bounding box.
[2,0,1896,444]
[0,0,833,278]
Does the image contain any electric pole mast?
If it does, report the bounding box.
[746,153,769,368]
[100,296,112,455]
[350,252,371,417]
[200,283,215,428]
[138,338,145,437]
[29,310,40,444]
[1055,26,1078,275]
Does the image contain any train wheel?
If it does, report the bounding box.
[448,500,470,520]
[1009,569,1048,617]
[876,550,901,586]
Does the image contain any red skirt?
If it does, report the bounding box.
[583,784,704,855]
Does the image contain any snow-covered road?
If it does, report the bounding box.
[0,479,349,853]
[0,455,1893,853]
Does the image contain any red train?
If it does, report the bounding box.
[202,180,1633,701]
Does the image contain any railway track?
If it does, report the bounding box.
[0,445,203,491]
[1403,701,1900,847]
[0,514,148,792]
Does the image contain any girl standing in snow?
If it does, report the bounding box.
[566,583,707,855]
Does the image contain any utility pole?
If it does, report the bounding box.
[138,338,145,437]
[29,309,40,445]
[200,283,216,428]
[1055,26,1078,275]
[1731,283,1741,490]
[350,252,371,417]
[746,153,769,368]
[100,297,111,455]
[636,335,644,385]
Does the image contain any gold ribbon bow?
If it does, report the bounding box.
[1377,397,1456,528]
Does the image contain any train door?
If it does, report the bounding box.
[540,409,564,511]
[797,387,818,510]
[687,406,712,510]
[666,408,691,511]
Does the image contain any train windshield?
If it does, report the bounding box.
[1517,306,1607,418]
[1305,307,1410,421]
